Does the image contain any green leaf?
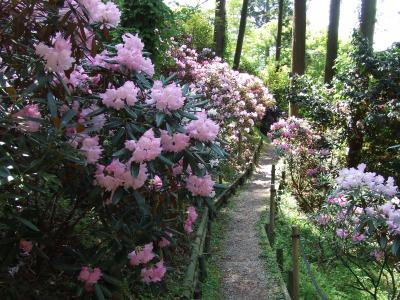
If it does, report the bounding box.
[112,127,125,145]
[47,92,58,118]
[179,110,198,120]
[392,238,400,256]
[112,187,125,205]
[112,148,129,158]
[60,109,76,128]
[94,284,106,300]
[102,274,122,286]
[0,166,11,178]
[214,183,228,189]
[192,99,209,107]
[155,112,165,127]
[133,190,149,216]
[14,216,40,232]
[158,154,174,166]
[125,107,137,119]
[130,161,140,177]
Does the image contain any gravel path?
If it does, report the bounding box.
[219,145,285,300]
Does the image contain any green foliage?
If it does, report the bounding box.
[174,7,214,51]
[121,0,175,64]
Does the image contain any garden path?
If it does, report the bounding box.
[219,144,287,300]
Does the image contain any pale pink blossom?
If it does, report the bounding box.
[131,129,162,163]
[13,104,42,132]
[186,174,214,197]
[35,32,74,73]
[78,266,102,291]
[184,206,198,233]
[159,232,173,248]
[80,136,103,164]
[140,261,166,283]
[100,81,139,110]
[148,81,185,112]
[160,130,190,152]
[185,111,219,142]
[128,243,155,266]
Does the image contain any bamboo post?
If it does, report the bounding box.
[288,269,294,298]
[198,255,207,282]
[219,175,223,184]
[291,226,300,300]
[276,248,284,271]
[268,186,276,245]
[271,164,276,185]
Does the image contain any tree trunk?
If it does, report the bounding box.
[290,0,306,117]
[360,0,377,46]
[324,0,341,84]
[214,0,226,58]
[233,0,249,70]
[275,0,284,67]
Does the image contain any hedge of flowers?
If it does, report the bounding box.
[315,164,399,297]
[268,117,334,212]
[166,45,275,173]
[0,1,234,298]
[269,116,400,297]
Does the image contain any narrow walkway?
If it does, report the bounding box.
[219,144,284,300]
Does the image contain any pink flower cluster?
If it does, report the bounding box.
[128,243,166,283]
[78,266,102,291]
[184,206,198,233]
[186,174,214,197]
[100,81,140,110]
[127,129,163,163]
[160,130,190,153]
[115,33,154,76]
[19,239,33,254]
[185,111,219,142]
[13,104,42,132]
[35,32,75,73]
[148,81,185,112]
[80,136,103,164]
[95,159,148,196]
[61,0,121,28]
[336,164,398,197]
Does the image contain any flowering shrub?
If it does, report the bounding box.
[269,117,334,212]
[315,164,399,298]
[0,2,225,298]
[166,45,275,174]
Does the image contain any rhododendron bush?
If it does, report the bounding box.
[315,165,400,298]
[0,1,224,298]
[166,45,275,174]
[269,117,336,212]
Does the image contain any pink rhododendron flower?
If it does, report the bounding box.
[184,206,198,233]
[371,250,384,261]
[306,168,318,177]
[185,111,219,142]
[148,81,185,112]
[128,243,155,266]
[160,130,190,152]
[94,159,125,192]
[131,129,162,163]
[351,233,366,242]
[80,136,103,164]
[151,175,163,190]
[19,240,33,253]
[159,232,173,248]
[35,32,75,73]
[123,160,148,190]
[140,261,166,283]
[78,266,102,291]
[13,104,42,132]
[336,228,348,239]
[186,174,214,197]
[317,214,329,226]
[100,81,139,110]
[115,33,154,76]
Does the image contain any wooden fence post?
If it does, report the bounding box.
[218,175,223,184]
[271,164,276,185]
[288,269,294,298]
[291,226,300,300]
[268,186,276,245]
[276,248,284,271]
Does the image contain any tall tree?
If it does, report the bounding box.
[289,0,306,116]
[214,0,227,58]
[347,0,377,167]
[360,0,377,46]
[275,0,284,66]
[324,0,341,84]
[233,0,250,70]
